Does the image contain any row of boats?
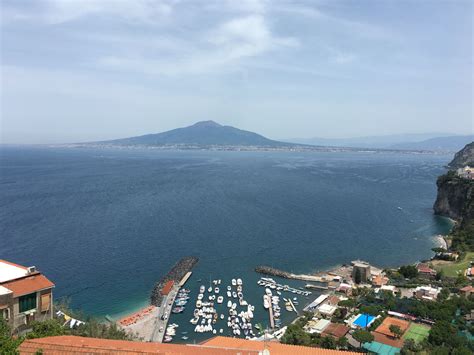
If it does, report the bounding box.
[189,278,256,338]
[171,288,191,314]
[257,277,312,297]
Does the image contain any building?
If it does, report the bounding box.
[0,260,54,335]
[19,335,360,354]
[416,263,437,279]
[351,260,371,284]
[459,285,474,297]
[457,166,474,179]
[414,285,441,301]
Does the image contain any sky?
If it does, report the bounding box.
[1,0,473,144]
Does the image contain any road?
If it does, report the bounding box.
[150,284,180,342]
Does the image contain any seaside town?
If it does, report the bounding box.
[2,248,473,354]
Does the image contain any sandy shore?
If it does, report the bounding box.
[433,234,448,250]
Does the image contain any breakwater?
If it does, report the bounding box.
[150,256,199,306]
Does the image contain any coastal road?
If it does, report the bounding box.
[150,285,180,342]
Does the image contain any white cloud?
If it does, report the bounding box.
[97,14,298,75]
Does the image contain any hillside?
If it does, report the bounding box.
[100,121,292,147]
[448,142,474,169]
[389,135,473,151]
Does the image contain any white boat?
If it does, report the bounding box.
[231,279,237,286]
[232,291,237,298]
[215,287,219,294]
[227,300,232,308]
[217,296,223,304]
[199,285,205,293]
[227,285,231,291]
[237,278,242,285]
[263,295,270,309]
[265,288,272,296]
[208,286,212,293]
[227,291,232,297]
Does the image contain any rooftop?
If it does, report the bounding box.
[19,335,360,354]
[0,259,28,283]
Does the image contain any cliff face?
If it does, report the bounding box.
[448,141,474,169]
[434,142,474,250]
[433,172,473,221]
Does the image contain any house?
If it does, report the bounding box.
[416,263,437,279]
[375,285,398,296]
[0,260,54,335]
[465,266,474,278]
[317,303,338,317]
[372,274,389,287]
[414,285,441,301]
[20,335,360,354]
[336,283,353,296]
[457,166,474,179]
[459,285,474,297]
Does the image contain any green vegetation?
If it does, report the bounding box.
[280,313,349,350]
[434,252,474,277]
[0,302,133,354]
[352,329,374,346]
[399,265,419,279]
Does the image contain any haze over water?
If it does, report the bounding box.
[0,147,452,329]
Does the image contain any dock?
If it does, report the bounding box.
[305,283,328,290]
[265,295,275,329]
[178,271,192,287]
[288,299,298,314]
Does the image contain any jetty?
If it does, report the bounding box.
[149,257,198,342]
[255,265,329,283]
[150,256,198,306]
[266,295,275,329]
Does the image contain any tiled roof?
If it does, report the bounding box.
[1,273,54,297]
[460,285,474,292]
[19,336,260,355]
[322,323,350,338]
[201,336,359,354]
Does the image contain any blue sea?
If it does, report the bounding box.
[0,146,452,339]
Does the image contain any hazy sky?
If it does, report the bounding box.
[1,0,473,143]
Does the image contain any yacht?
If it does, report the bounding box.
[263,295,270,309]
[227,291,232,297]
[237,278,243,286]
[217,296,223,304]
[215,287,220,294]
[199,285,205,293]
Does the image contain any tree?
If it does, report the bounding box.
[399,265,418,279]
[280,323,310,346]
[336,336,348,349]
[352,329,374,347]
[0,315,23,354]
[27,319,65,339]
[320,336,336,349]
[389,324,403,339]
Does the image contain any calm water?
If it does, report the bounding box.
[0,147,452,339]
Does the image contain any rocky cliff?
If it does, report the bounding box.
[448,141,474,169]
[434,142,474,250]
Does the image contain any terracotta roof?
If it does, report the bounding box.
[201,336,359,354]
[321,323,350,338]
[374,317,410,338]
[1,273,54,297]
[19,336,259,355]
[460,285,474,292]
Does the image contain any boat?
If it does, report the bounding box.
[227,300,232,308]
[217,296,223,304]
[190,317,198,325]
[227,285,231,291]
[227,291,231,297]
[237,278,242,285]
[181,336,189,340]
[232,279,237,286]
[208,286,212,293]
[199,285,205,293]
[215,287,219,294]
[232,291,237,298]
[263,295,270,309]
